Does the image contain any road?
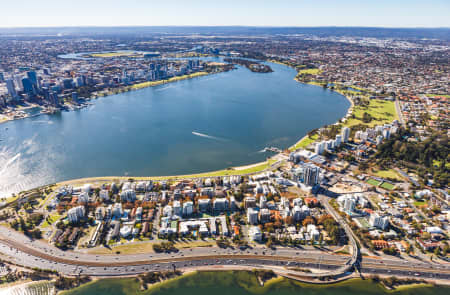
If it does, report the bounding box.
[0,226,449,281]
[395,98,405,126]
[317,194,359,270]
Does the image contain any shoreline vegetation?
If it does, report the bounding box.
[1,271,444,295]
[368,275,434,291]
[55,271,446,295]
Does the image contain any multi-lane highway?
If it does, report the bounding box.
[0,226,450,281]
[1,191,449,283]
[0,193,447,281]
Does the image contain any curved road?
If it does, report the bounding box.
[1,226,450,281]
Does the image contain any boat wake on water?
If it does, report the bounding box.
[155,85,176,91]
[0,153,21,175]
[192,131,228,142]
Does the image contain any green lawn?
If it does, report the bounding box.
[131,72,209,90]
[354,217,371,229]
[297,68,321,75]
[343,99,398,128]
[367,178,382,186]
[1,195,19,204]
[289,134,319,151]
[371,169,403,181]
[148,159,277,179]
[380,182,395,190]
[424,94,450,98]
[88,240,215,255]
[432,160,450,169]
[55,159,278,189]
[41,213,62,228]
[414,200,427,207]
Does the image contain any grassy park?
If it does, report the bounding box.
[297,68,321,75]
[88,240,215,255]
[424,93,450,98]
[56,159,277,188]
[131,72,209,90]
[343,99,398,128]
[41,213,62,228]
[371,169,403,181]
[289,134,319,151]
[413,200,427,207]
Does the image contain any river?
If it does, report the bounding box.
[61,271,449,295]
[0,58,350,196]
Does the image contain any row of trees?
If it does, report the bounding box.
[9,213,43,239]
[152,241,177,253]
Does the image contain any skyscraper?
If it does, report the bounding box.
[344,197,355,213]
[50,91,59,106]
[376,135,383,145]
[342,127,350,143]
[27,71,38,87]
[335,134,342,147]
[314,141,325,155]
[382,129,390,140]
[6,79,17,98]
[21,77,34,94]
[303,163,320,187]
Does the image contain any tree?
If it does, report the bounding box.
[382,247,397,256]
[266,238,273,249]
[405,243,413,254]
[359,162,369,171]
[434,247,441,257]
[442,243,449,256]
[362,112,372,123]
[302,216,315,227]
[285,216,294,225]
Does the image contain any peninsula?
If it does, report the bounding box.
[224,58,273,73]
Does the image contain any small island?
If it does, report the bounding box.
[224,58,273,73]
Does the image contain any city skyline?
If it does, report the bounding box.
[0,0,449,28]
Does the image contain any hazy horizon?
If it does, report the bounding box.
[0,0,449,28]
[0,25,449,29]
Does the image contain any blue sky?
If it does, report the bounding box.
[1,0,449,28]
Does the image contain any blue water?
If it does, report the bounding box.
[0,58,349,196]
